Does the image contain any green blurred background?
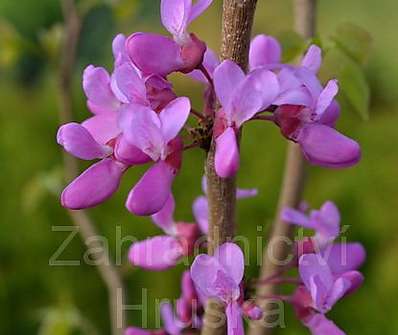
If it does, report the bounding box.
[0,0,397,334]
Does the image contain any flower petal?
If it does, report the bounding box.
[190,254,239,301]
[226,301,244,335]
[299,254,334,297]
[82,112,120,145]
[126,161,176,216]
[119,104,164,161]
[322,242,366,274]
[57,122,112,160]
[213,60,245,112]
[161,0,191,39]
[281,208,313,228]
[192,195,209,234]
[128,236,184,271]
[151,194,176,234]
[232,69,279,126]
[319,100,340,127]
[127,33,183,76]
[305,314,345,335]
[160,301,184,335]
[236,188,258,199]
[249,35,282,70]
[114,136,152,165]
[315,79,339,117]
[83,65,120,114]
[325,275,355,309]
[298,124,361,168]
[301,44,322,73]
[124,327,154,335]
[215,243,244,285]
[112,33,130,66]
[61,158,125,209]
[188,0,213,23]
[111,62,147,105]
[295,67,323,102]
[215,127,240,178]
[160,97,191,144]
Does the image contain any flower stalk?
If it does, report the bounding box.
[249,1,317,335]
[58,1,125,334]
[202,1,258,335]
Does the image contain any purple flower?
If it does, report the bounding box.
[298,253,364,314]
[125,271,201,335]
[119,97,191,215]
[129,195,200,270]
[193,176,258,234]
[272,45,361,168]
[161,0,213,45]
[292,286,346,335]
[176,271,202,325]
[212,60,279,177]
[282,201,341,247]
[57,118,149,209]
[190,243,245,335]
[291,253,364,334]
[126,1,212,77]
[249,34,282,71]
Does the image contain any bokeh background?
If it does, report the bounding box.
[1,0,397,334]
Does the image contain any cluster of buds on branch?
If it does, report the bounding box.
[56,1,366,334]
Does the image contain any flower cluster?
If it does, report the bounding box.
[57,0,361,216]
[55,0,366,334]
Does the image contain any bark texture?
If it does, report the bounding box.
[202,1,258,335]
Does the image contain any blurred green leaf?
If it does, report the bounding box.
[277,30,306,63]
[22,166,63,213]
[331,23,372,65]
[320,48,370,120]
[38,305,83,335]
[112,0,139,22]
[0,20,23,68]
[38,24,64,64]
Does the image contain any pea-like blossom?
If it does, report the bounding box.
[212,60,280,177]
[282,201,367,269]
[282,201,341,246]
[129,195,200,270]
[291,253,364,334]
[119,97,191,215]
[249,36,361,168]
[191,243,262,335]
[126,0,213,77]
[125,271,202,335]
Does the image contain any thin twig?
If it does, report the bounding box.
[201,1,258,335]
[249,1,317,335]
[58,1,125,334]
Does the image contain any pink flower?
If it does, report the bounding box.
[126,1,213,77]
[298,254,364,314]
[57,120,150,210]
[129,195,200,270]
[291,253,364,334]
[191,243,245,335]
[119,97,191,215]
[213,60,279,177]
[282,201,341,247]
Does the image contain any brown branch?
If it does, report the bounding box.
[249,1,316,335]
[201,1,258,335]
[58,1,125,334]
